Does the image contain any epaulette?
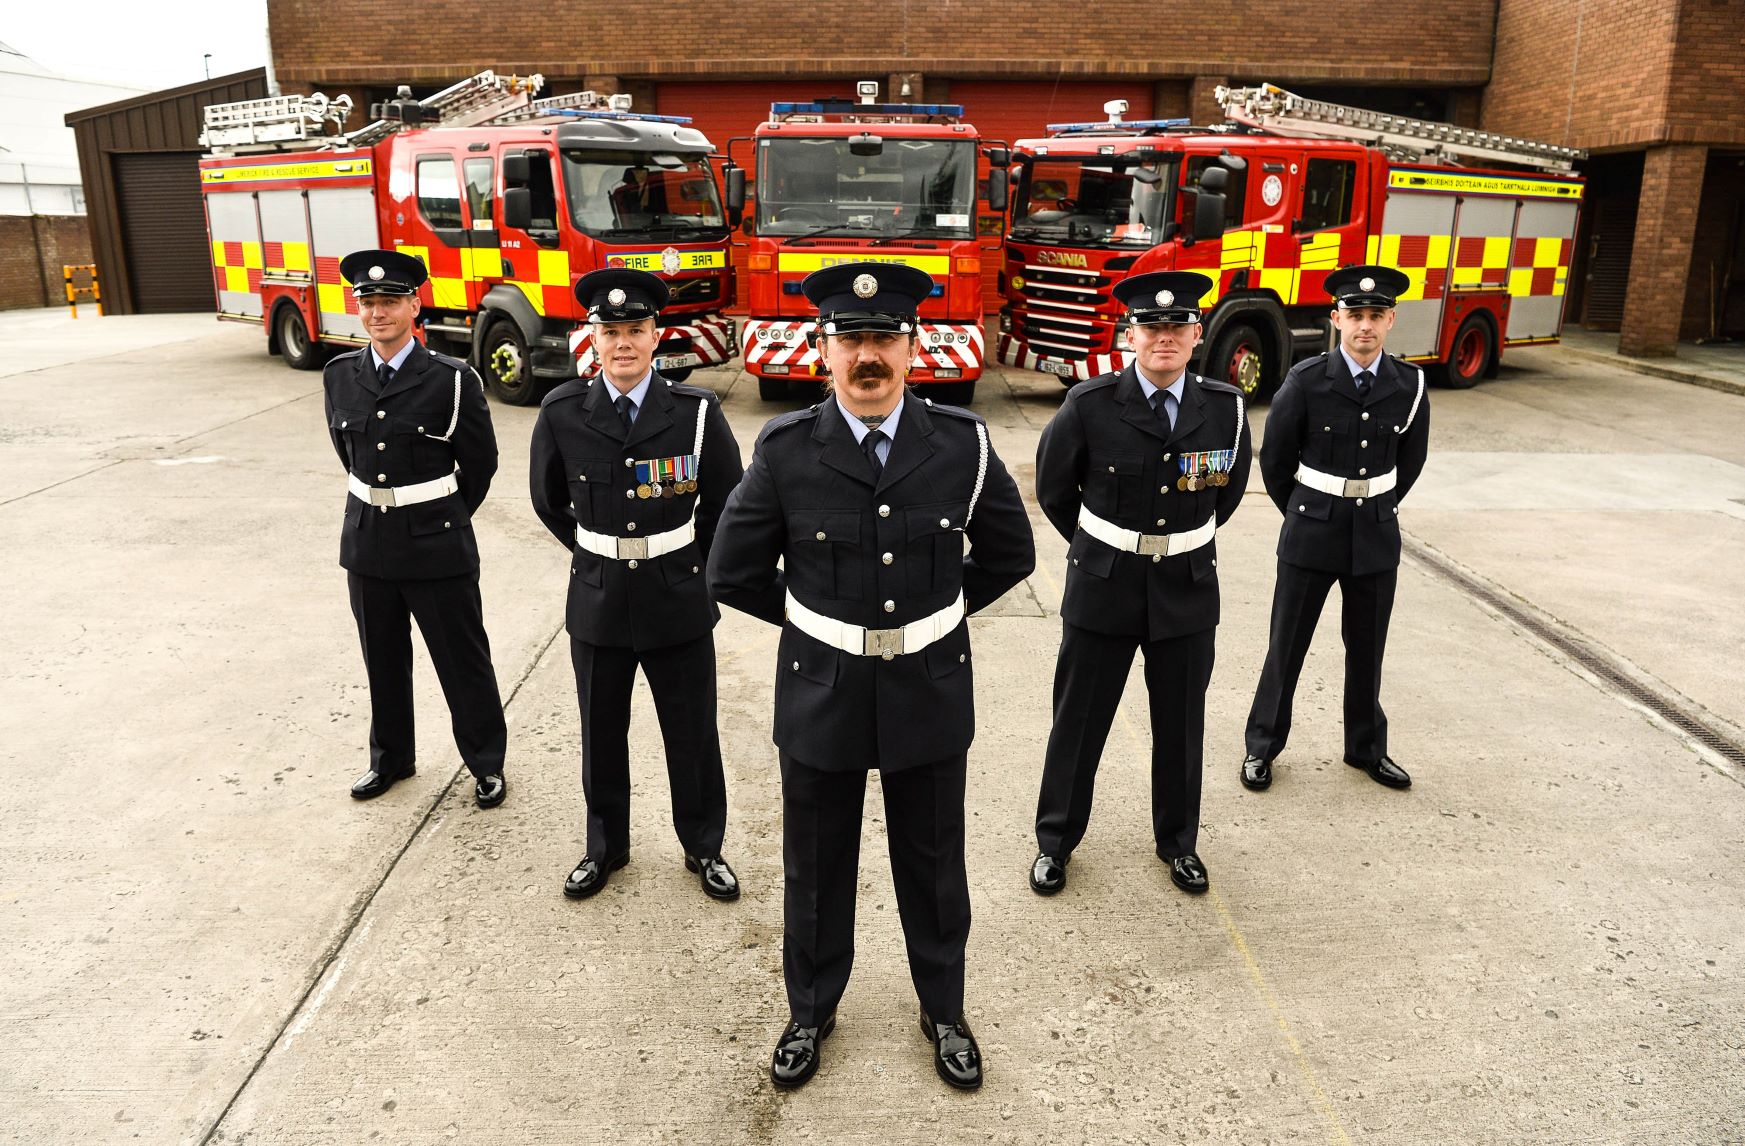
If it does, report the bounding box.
[539,376,590,408]
[668,382,717,403]
[1062,371,1121,405]
[1195,373,1244,397]
[755,404,820,447]
[425,348,467,370]
[918,395,986,425]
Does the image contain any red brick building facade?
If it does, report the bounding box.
[255,0,1742,354]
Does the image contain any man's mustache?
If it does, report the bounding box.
[849,362,893,384]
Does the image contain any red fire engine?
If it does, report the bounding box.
[720,83,1008,405]
[998,84,1586,394]
[198,72,736,404]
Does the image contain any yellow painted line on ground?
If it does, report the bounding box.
[1026,549,1352,1145]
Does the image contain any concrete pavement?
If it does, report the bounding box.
[1,309,1741,1144]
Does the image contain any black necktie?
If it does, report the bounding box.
[377,362,394,390]
[862,429,886,482]
[614,394,635,435]
[1356,369,1375,396]
[1150,389,1176,431]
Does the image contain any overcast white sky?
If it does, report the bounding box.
[6,0,269,91]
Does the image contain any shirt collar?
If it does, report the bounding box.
[603,370,655,409]
[1134,363,1187,405]
[1340,346,1383,379]
[370,338,417,373]
[834,393,903,445]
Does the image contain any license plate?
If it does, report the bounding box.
[1039,359,1074,378]
[656,352,700,371]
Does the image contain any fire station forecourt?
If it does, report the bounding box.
[1,308,1743,1142]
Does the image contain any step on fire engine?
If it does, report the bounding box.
[199,71,736,404]
[720,81,1008,404]
[998,84,1586,393]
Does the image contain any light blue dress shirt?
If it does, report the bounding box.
[604,370,655,423]
[1134,364,1187,429]
[370,338,417,374]
[834,394,902,465]
[1340,347,1384,386]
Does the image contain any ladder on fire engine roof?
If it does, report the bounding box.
[1216,83,1587,173]
[201,70,547,154]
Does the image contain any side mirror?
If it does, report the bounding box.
[502,187,532,231]
[987,168,1008,212]
[1199,166,1229,193]
[848,133,884,156]
[1192,191,1226,241]
[724,166,746,225]
[984,147,1010,166]
[1218,152,1248,172]
[502,153,530,187]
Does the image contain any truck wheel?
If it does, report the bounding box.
[275,303,326,370]
[930,380,977,406]
[1208,322,1267,397]
[481,319,538,405]
[1437,314,1492,389]
[757,376,789,401]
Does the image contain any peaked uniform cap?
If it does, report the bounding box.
[1325,264,1410,308]
[1113,270,1214,324]
[339,249,428,297]
[801,261,934,335]
[575,267,669,321]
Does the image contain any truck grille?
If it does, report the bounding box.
[1013,264,1114,361]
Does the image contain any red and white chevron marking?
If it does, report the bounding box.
[569,312,736,375]
[745,319,984,377]
[997,332,1130,384]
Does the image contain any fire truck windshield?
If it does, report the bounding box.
[1010,154,1179,248]
[562,148,727,239]
[756,138,976,239]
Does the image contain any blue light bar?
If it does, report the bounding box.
[771,101,965,118]
[1047,117,1191,134]
[548,109,694,124]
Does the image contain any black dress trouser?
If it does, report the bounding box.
[1244,558,1398,765]
[570,633,728,861]
[780,751,970,1027]
[347,571,507,780]
[1034,623,1216,862]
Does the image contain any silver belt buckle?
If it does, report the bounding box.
[1136,533,1168,557]
[368,487,397,507]
[1343,477,1370,498]
[616,537,649,560]
[863,627,904,658]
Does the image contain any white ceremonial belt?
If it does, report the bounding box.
[348,470,458,508]
[575,519,695,561]
[1077,506,1216,557]
[1295,463,1397,498]
[785,591,965,659]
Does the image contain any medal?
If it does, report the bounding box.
[661,483,675,499]
[1176,475,1190,491]
[636,483,652,498]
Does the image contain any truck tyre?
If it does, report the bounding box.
[757,376,789,401]
[930,380,977,406]
[1436,314,1492,389]
[275,303,326,370]
[481,318,538,405]
[1208,322,1268,397]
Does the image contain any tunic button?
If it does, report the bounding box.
[1355,497,1365,505]
[1212,558,1218,567]
[624,458,634,468]
[1298,504,1306,512]
[882,552,893,565]
[340,420,347,428]
[443,521,451,528]
[1159,486,1169,495]
[881,652,894,662]
[375,442,385,451]
[792,661,800,671]
[417,426,425,433]
[939,517,949,528]
[1323,425,1331,432]
[1156,518,1166,527]
[625,489,635,499]
[691,566,699,574]
[1152,554,1162,564]
[1107,465,1116,473]
[377,473,386,482]
[626,522,637,532]
[1162,453,1172,462]
[878,504,890,518]
[1360,440,1369,448]
[579,474,588,482]
[1361,412,1371,421]
[1359,467,1368,475]
[957,653,966,664]
[1072,558,1080,566]
[883,600,895,613]
[375,411,384,420]
[627,559,639,569]
[815,531,827,541]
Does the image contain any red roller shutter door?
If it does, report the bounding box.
[950,82,1155,311]
[656,81,854,312]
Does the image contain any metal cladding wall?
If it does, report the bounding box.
[66,69,268,315]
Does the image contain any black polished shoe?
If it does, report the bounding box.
[919,1008,983,1090]
[770,1014,835,1089]
[1168,852,1209,894]
[1029,852,1068,895]
[1240,754,1273,791]
[350,765,414,800]
[474,772,507,809]
[684,854,741,901]
[1347,755,1412,789]
[562,852,628,899]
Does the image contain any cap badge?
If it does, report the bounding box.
[368,266,385,281]
[852,273,878,299]
[1359,276,1376,292]
[607,288,627,306]
[1154,289,1174,308]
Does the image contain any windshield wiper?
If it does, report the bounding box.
[779,225,882,246]
[868,228,957,246]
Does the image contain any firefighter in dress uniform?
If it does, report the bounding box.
[1027,271,1253,897]
[529,269,746,902]
[708,263,1035,1092]
[323,249,508,809]
[1240,264,1430,792]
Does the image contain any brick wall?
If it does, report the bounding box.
[0,215,95,311]
[1618,144,1708,356]
[266,0,1497,88]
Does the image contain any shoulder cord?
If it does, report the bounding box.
[692,392,708,466]
[1394,365,1426,436]
[421,367,465,443]
[1231,392,1246,456]
[964,420,989,526]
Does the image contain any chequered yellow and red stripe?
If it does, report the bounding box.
[1368,233,1570,299]
[210,239,262,296]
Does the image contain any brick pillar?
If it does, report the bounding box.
[1190,75,1228,126]
[1618,144,1708,357]
[1446,89,1482,128]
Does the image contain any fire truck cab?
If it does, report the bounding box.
[199,73,736,405]
[721,85,1008,405]
[998,87,1586,395]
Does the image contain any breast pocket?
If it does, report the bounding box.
[791,510,863,601]
[1306,415,1354,471]
[1291,486,1335,522]
[330,408,365,467]
[1087,451,1145,518]
[905,502,967,595]
[406,494,470,537]
[565,458,616,525]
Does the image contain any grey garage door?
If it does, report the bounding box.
[114,151,214,313]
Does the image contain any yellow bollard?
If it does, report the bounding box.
[63,264,101,318]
